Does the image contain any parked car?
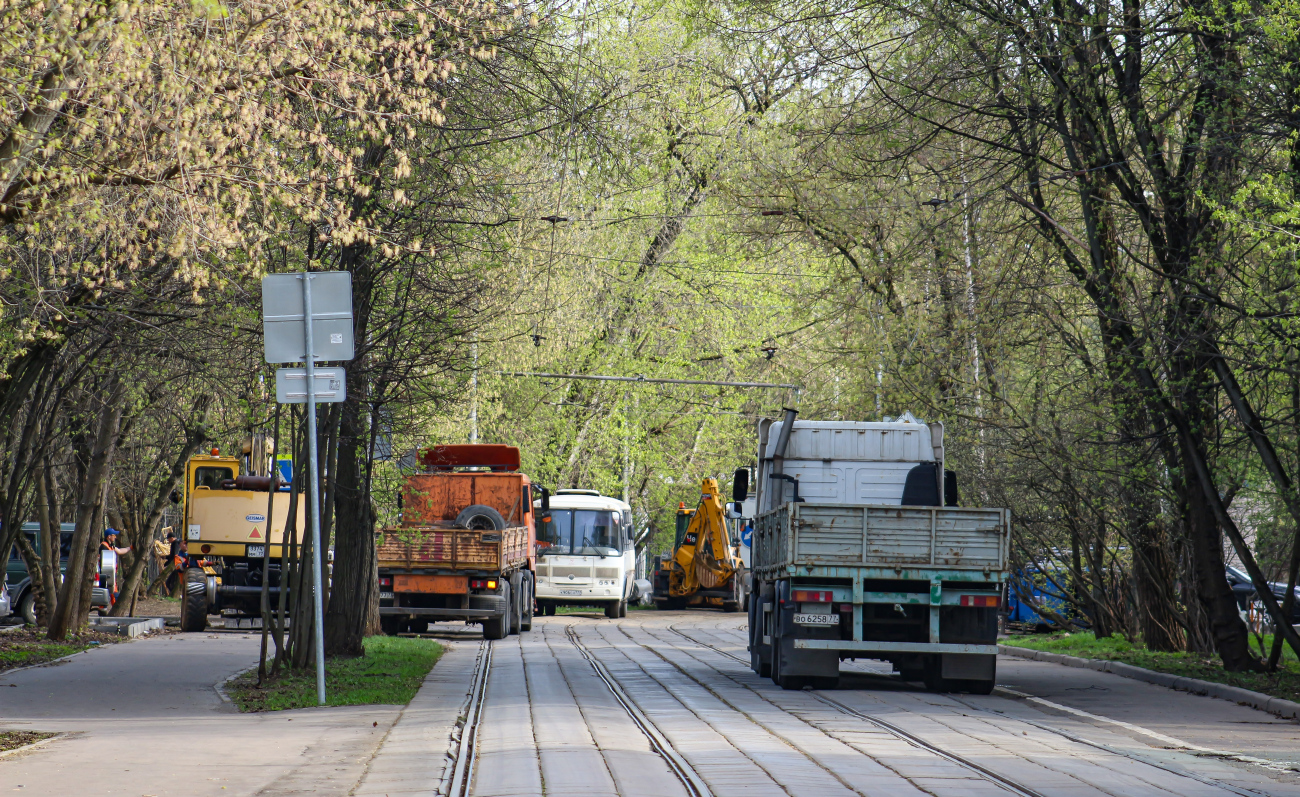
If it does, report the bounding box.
[1005,565,1091,630]
[1226,566,1300,623]
[0,577,10,619]
[5,522,110,623]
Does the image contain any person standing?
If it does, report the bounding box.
[100,529,131,604]
[165,531,184,594]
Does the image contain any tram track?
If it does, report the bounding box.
[439,618,1286,797]
[665,622,1274,797]
[626,622,1049,797]
[443,638,493,797]
[564,624,715,797]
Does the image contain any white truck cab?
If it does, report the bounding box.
[533,489,636,618]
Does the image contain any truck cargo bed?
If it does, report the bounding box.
[377,526,530,572]
[753,503,1009,575]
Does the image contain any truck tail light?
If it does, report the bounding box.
[793,590,832,603]
[960,595,1000,607]
[470,579,499,590]
[379,577,392,587]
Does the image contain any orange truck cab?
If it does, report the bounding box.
[376,444,539,639]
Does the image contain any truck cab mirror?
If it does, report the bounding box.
[169,489,181,504]
[537,486,551,512]
[732,468,749,502]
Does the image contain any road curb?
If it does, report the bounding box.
[214,664,258,703]
[0,733,64,759]
[998,644,1300,720]
[88,616,165,637]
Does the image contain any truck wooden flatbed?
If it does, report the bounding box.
[375,444,537,639]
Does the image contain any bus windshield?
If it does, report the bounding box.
[538,509,621,556]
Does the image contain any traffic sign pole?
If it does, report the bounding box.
[262,269,351,708]
[302,273,327,706]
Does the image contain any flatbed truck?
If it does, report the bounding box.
[747,410,1010,693]
[377,444,536,639]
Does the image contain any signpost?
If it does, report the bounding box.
[262,271,354,706]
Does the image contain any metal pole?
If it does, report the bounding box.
[302,273,327,706]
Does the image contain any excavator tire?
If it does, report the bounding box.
[180,568,208,632]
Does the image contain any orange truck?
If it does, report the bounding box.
[376,444,539,639]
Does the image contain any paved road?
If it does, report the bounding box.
[465,611,1300,797]
[4,613,1300,797]
[0,631,403,797]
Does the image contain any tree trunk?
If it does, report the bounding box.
[48,377,126,640]
[324,384,378,656]
[109,408,207,617]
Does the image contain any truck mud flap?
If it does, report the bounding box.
[940,653,995,680]
[777,636,839,677]
[774,581,838,679]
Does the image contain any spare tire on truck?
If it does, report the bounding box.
[455,504,506,530]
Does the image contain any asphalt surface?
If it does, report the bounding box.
[471,612,1300,797]
[0,631,403,796]
[3,612,1299,796]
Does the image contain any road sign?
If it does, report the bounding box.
[262,272,355,363]
[275,367,347,403]
[260,271,355,707]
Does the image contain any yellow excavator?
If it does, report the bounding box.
[652,478,744,612]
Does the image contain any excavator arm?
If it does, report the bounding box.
[668,478,738,597]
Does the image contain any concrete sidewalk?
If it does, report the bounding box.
[0,631,471,797]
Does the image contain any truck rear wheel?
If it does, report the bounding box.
[180,568,208,632]
[380,615,404,636]
[749,591,772,677]
[508,577,522,636]
[519,573,534,632]
[483,583,510,640]
[771,643,807,691]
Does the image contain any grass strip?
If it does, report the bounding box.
[1003,631,1300,704]
[228,635,443,712]
[0,627,122,674]
[0,731,56,753]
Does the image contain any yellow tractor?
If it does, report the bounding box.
[652,478,744,612]
[176,440,305,631]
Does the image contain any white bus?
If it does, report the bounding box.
[533,489,635,618]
